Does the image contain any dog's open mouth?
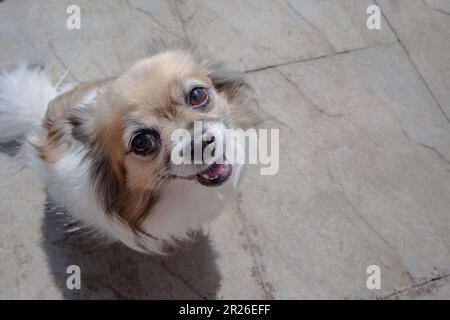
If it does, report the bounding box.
[194,158,233,187]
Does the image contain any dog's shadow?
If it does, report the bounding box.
[41,201,221,299]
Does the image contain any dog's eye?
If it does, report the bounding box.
[189,87,208,108]
[131,130,159,155]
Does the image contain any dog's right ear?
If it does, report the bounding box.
[65,87,101,145]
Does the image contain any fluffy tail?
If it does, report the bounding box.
[0,65,66,142]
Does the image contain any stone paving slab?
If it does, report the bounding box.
[0,0,181,81]
[0,0,449,299]
[241,42,450,299]
[177,0,396,71]
[378,0,450,119]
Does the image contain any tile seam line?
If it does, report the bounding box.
[374,0,450,123]
[235,193,274,299]
[244,40,398,74]
[380,273,450,299]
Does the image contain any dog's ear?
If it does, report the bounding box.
[68,105,96,145]
[63,85,104,146]
[204,61,248,100]
[204,61,259,128]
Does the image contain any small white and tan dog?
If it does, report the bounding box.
[0,49,255,253]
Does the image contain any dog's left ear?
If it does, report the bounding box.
[205,61,248,100]
[204,61,259,128]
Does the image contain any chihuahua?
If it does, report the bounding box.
[0,49,255,253]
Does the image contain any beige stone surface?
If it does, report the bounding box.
[378,0,450,119]
[177,0,396,71]
[0,0,181,81]
[242,43,450,299]
[0,0,449,299]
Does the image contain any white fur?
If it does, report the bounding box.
[0,66,241,254]
[0,66,69,142]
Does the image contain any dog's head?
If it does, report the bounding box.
[69,50,255,233]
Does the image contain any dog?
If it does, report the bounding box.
[0,49,255,253]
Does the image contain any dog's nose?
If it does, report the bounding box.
[191,136,215,161]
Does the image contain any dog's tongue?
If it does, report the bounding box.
[202,162,224,178]
[195,158,233,187]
